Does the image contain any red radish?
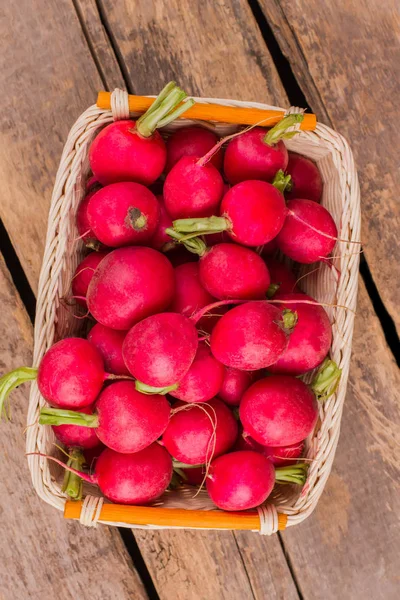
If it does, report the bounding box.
[206,451,275,510]
[87,182,159,247]
[172,179,287,247]
[96,445,172,504]
[169,343,225,403]
[87,247,175,330]
[89,82,194,186]
[269,293,332,375]
[264,257,298,297]
[40,381,171,454]
[170,262,215,317]
[210,301,294,370]
[198,305,229,335]
[277,199,337,263]
[48,444,172,504]
[166,126,223,173]
[150,195,173,251]
[162,398,238,464]
[52,406,101,450]
[223,114,303,184]
[240,375,318,446]
[72,251,109,307]
[262,441,304,466]
[233,430,263,452]
[123,313,198,390]
[219,367,253,406]
[76,190,103,250]
[199,243,271,300]
[286,152,322,202]
[164,156,224,219]
[87,323,129,376]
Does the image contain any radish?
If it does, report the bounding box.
[87,182,159,247]
[51,406,101,450]
[87,247,175,330]
[169,342,225,403]
[172,178,287,246]
[167,246,198,267]
[76,190,103,251]
[210,301,295,370]
[170,262,215,317]
[286,152,323,203]
[162,398,238,464]
[260,237,278,256]
[206,451,307,510]
[0,338,108,411]
[43,444,173,505]
[264,257,298,297]
[40,381,170,454]
[72,251,109,307]
[240,375,318,446]
[199,243,271,300]
[206,451,275,510]
[166,126,223,173]
[268,293,332,375]
[89,82,194,186]
[218,367,253,406]
[150,195,174,251]
[87,323,130,376]
[223,114,303,184]
[163,156,224,219]
[277,199,337,263]
[86,175,101,192]
[180,466,206,486]
[123,312,198,392]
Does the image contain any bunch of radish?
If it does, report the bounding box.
[0,82,343,513]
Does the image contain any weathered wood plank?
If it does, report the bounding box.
[280,280,400,599]
[0,0,116,294]
[259,0,400,332]
[97,0,287,103]
[0,254,148,600]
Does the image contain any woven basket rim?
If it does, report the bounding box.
[26,91,361,534]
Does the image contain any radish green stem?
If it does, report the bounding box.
[0,367,38,419]
[267,283,281,299]
[62,448,85,500]
[135,380,179,395]
[264,114,304,146]
[136,82,194,137]
[272,169,292,194]
[173,461,204,470]
[39,407,99,428]
[173,216,229,235]
[311,358,342,402]
[281,309,298,333]
[165,227,207,255]
[275,463,308,485]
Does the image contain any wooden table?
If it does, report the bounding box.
[0,1,399,598]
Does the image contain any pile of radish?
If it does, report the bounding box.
[0,82,342,513]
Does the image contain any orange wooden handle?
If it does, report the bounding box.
[97,91,316,131]
[64,501,287,531]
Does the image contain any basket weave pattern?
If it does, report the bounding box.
[26,90,361,533]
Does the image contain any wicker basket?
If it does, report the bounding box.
[26,89,360,535]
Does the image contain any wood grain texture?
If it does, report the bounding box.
[0,0,104,293]
[72,0,126,90]
[0,254,148,600]
[281,280,400,600]
[259,0,400,332]
[97,0,287,104]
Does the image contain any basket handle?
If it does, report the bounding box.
[97,91,316,130]
[64,500,287,532]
